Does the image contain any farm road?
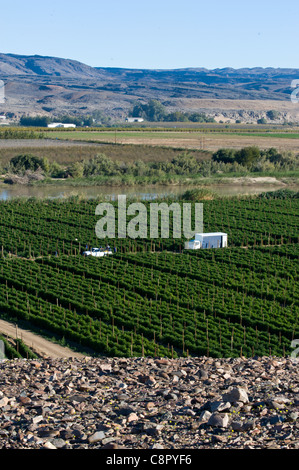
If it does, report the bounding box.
[0,319,85,359]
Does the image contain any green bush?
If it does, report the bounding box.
[180,188,217,200]
[7,154,49,174]
[258,189,299,199]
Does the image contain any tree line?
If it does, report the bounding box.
[129,99,215,123]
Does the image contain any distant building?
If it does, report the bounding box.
[125,117,144,123]
[47,123,76,128]
[0,115,8,126]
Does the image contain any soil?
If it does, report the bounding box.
[0,319,85,359]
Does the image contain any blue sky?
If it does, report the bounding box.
[1,0,298,69]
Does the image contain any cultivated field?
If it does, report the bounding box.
[0,139,211,167]
[0,194,297,359]
[44,128,299,153]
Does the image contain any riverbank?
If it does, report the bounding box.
[1,173,298,188]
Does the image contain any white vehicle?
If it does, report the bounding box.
[185,232,228,250]
[82,247,113,257]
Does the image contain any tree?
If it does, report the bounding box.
[129,100,166,122]
[188,113,215,123]
[261,147,282,163]
[130,102,146,119]
[266,110,280,121]
[20,115,50,127]
[164,111,188,122]
[55,114,94,127]
[212,148,237,164]
[235,146,261,167]
[257,117,267,124]
[146,100,167,122]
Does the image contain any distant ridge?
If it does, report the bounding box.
[0,53,101,78]
[0,53,298,122]
[1,52,298,82]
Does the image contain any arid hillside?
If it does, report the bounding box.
[0,53,299,122]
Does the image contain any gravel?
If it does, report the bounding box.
[0,355,298,449]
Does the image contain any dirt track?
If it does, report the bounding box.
[0,319,85,358]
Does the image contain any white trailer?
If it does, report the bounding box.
[185,232,228,250]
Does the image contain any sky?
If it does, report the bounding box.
[0,0,298,70]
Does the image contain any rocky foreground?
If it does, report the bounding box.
[0,355,298,450]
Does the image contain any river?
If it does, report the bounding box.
[0,182,297,201]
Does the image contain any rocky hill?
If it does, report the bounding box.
[0,355,298,449]
[0,53,299,122]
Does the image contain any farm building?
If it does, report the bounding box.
[185,232,228,250]
[47,123,76,128]
[0,116,8,126]
[125,117,144,123]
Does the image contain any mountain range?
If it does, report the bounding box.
[0,53,298,123]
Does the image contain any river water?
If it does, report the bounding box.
[0,183,297,201]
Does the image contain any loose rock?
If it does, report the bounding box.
[0,356,298,449]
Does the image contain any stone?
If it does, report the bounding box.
[18,396,31,405]
[152,443,165,449]
[118,406,135,416]
[212,434,228,443]
[127,412,138,423]
[231,421,243,432]
[242,419,256,431]
[32,415,44,425]
[207,413,229,428]
[198,410,212,423]
[222,387,249,404]
[286,412,298,422]
[0,397,9,407]
[43,441,57,449]
[37,429,60,438]
[210,401,231,412]
[102,442,120,449]
[99,363,112,374]
[51,438,67,448]
[198,369,208,379]
[88,431,106,443]
[101,437,120,446]
[31,361,42,368]
[145,402,155,410]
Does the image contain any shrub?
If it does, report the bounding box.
[180,188,217,201]
[67,161,84,178]
[212,148,237,164]
[258,189,299,199]
[7,154,49,174]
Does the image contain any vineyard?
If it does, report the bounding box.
[0,194,298,358]
[0,334,38,359]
